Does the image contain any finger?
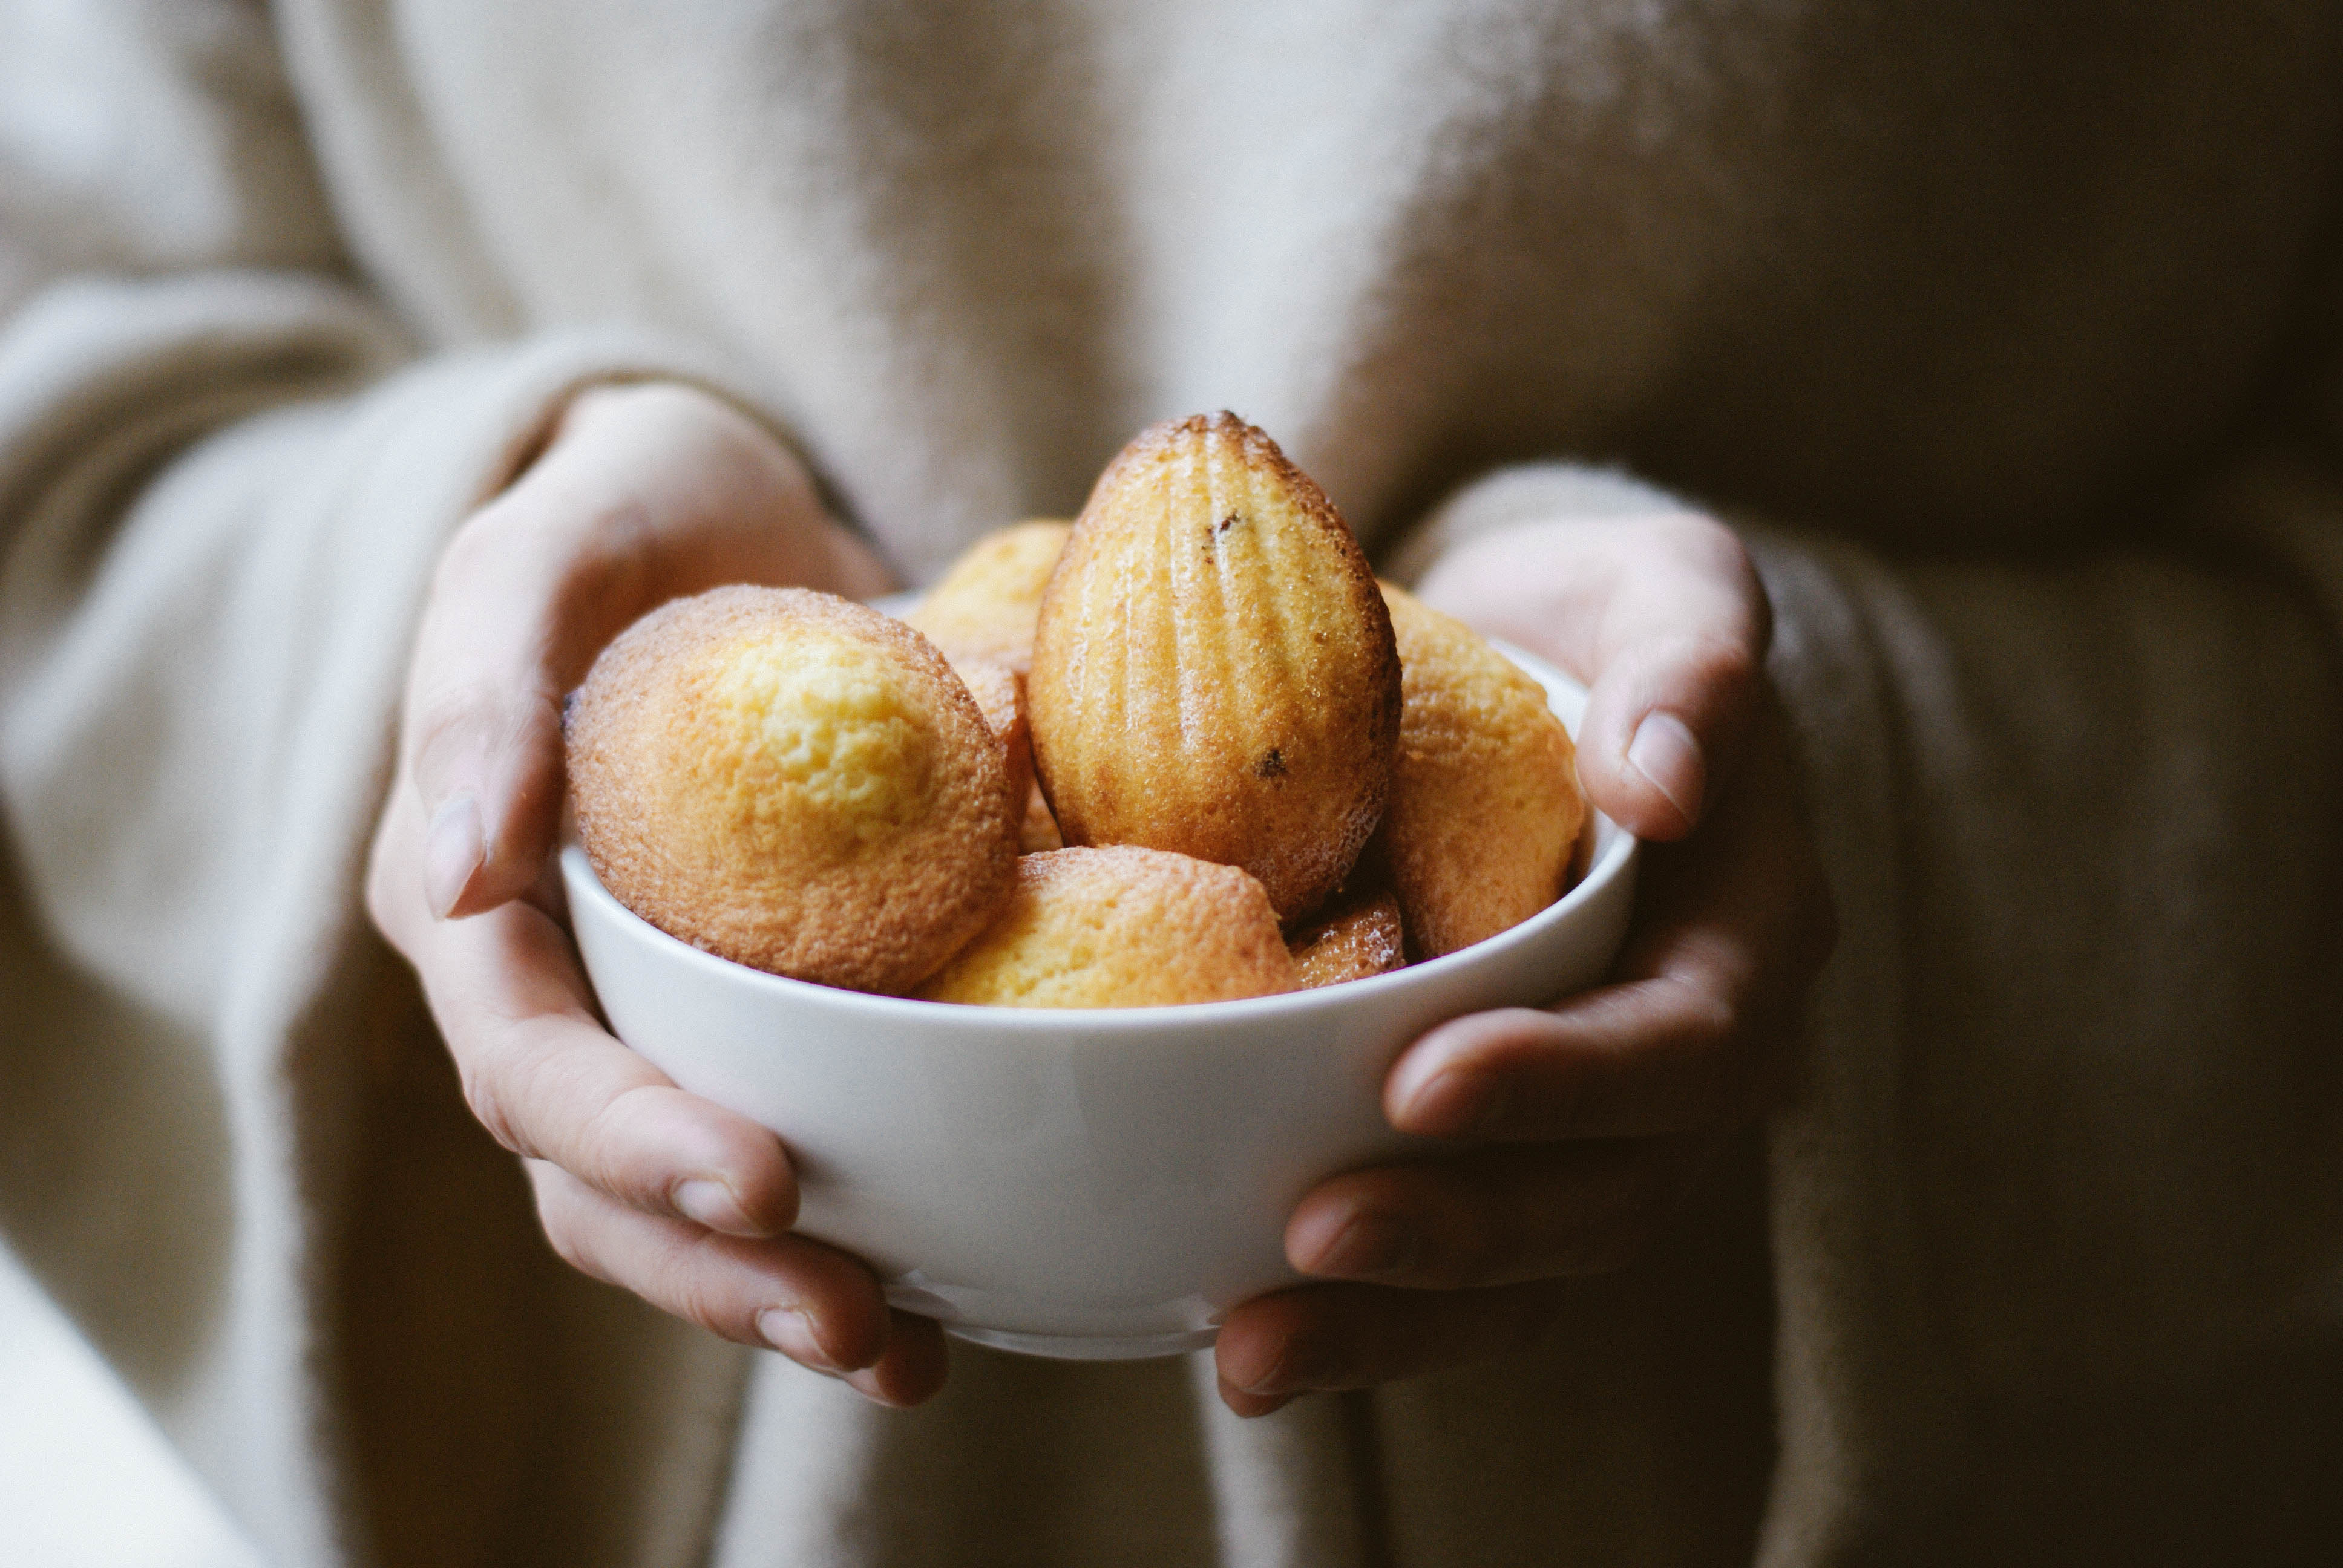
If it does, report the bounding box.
[529,1163,887,1370]
[1385,987,1760,1144]
[1283,1139,1699,1289]
[372,789,799,1235]
[1384,714,1833,1142]
[1214,1375,1299,1420]
[404,503,626,920]
[1418,512,1769,839]
[434,906,800,1235]
[1566,517,1767,840]
[407,383,890,919]
[1576,637,1759,840]
[1215,1280,1567,1408]
[834,1310,951,1408]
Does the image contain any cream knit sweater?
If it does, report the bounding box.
[2,2,2339,1564]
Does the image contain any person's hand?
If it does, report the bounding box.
[1215,510,1836,1415]
[365,382,948,1405]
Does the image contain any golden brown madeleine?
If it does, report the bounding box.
[917,847,1298,1007]
[1286,889,1406,989]
[948,655,1033,812]
[566,586,1017,993]
[1374,583,1587,959]
[1567,808,1598,889]
[1027,413,1400,920]
[945,655,1063,851]
[901,520,1072,675]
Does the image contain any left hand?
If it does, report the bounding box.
[1214,511,1837,1415]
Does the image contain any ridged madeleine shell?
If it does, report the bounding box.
[1027,413,1400,920]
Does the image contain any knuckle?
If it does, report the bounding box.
[1637,512,1771,662]
[1650,511,1754,593]
[1676,629,1761,697]
[557,498,657,602]
[429,506,506,595]
[1656,509,1742,566]
[410,683,503,785]
[532,1177,606,1281]
[573,1083,666,1198]
[1678,513,1763,597]
[663,1240,750,1341]
[430,496,567,612]
[1670,980,1742,1059]
[458,1044,536,1158]
[1417,1175,1525,1289]
[1653,975,1754,1123]
[434,480,655,632]
[575,378,702,428]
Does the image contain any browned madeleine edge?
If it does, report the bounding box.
[1286,887,1407,989]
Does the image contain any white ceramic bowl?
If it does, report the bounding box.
[562,639,1637,1360]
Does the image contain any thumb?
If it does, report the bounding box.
[1418,511,1771,843]
[410,675,568,920]
[1575,627,1766,841]
[1569,521,1770,841]
[399,380,891,920]
[402,424,658,920]
[405,497,626,918]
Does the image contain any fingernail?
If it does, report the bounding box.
[1308,1211,1419,1281]
[841,1365,914,1408]
[1218,1373,1299,1417]
[424,792,485,918]
[674,1178,764,1237]
[758,1307,840,1370]
[1627,711,1704,824]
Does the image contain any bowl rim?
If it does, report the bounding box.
[561,636,1638,1034]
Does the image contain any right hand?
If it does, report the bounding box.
[364,382,948,1405]
[1216,510,1834,1413]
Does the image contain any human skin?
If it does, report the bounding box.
[1213,515,1837,1415]
[366,381,1835,1411]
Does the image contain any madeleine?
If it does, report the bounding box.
[1372,583,1585,958]
[1027,413,1400,921]
[918,846,1297,1008]
[1286,888,1406,989]
[566,586,1017,993]
[902,519,1072,675]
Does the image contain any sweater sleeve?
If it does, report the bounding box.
[1381,324,2343,1560]
[0,8,759,1566]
